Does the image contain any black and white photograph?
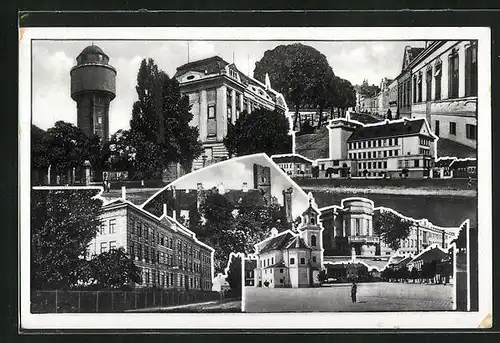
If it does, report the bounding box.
[19,26,491,330]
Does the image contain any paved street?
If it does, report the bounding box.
[244,282,454,312]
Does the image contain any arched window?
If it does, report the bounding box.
[311,217,316,225]
[311,235,317,247]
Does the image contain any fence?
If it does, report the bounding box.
[31,289,221,313]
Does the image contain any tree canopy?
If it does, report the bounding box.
[225,254,242,297]
[87,248,141,289]
[223,108,292,157]
[373,209,413,251]
[31,189,103,289]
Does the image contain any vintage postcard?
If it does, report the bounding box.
[19,26,491,330]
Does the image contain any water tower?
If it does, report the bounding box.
[70,44,116,142]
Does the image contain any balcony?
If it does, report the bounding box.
[348,236,380,244]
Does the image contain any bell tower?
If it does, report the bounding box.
[70,44,116,142]
[299,196,323,269]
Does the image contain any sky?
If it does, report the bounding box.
[167,154,310,218]
[32,39,425,134]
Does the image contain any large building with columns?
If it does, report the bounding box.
[319,197,459,258]
[174,56,288,170]
[407,41,477,149]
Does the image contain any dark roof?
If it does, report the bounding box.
[411,247,448,263]
[390,256,412,268]
[437,138,477,159]
[408,47,425,62]
[347,119,429,142]
[272,155,312,164]
[434,158,456,168]
[245,259,257,269]
[450,159,476,169]
[79,45,106,56]
[259,232,311,254]
[175,56,229,77]
[264,260,287,269]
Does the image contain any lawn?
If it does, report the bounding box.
[244,282,454,313]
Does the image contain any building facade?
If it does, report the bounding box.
[174,56,288,170]
[319,198,458,259]
[253,201,323,288]
[396,46,424,119]
[408,41,477,149]
[70,44,116,142]
[272,154,313,178]
[314,116,437,179]
[88,194,214,290]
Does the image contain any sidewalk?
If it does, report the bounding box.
[126,299,220,313]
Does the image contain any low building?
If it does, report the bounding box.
[245,259,257,286]
[405,246,450,271]
[88,190,214,291]
[174,56,288,170]
[253,200,323,288]
[319,197,459,259]
[272,154,313,178]
[433,157,456,178]
[450,158,477,178]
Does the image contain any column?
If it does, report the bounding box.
[217,85,227,140]
[421,70,427,102]
[199,90,208,141]
[239,93,244,120]
[231,89,237,124]
[458,45,466,98]
[441,55,449,99]
[431,64,436,101]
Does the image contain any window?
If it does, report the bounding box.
[413,76,417,103]
[145,246,149,263]
[311,235,317,247]
[449,50,459,98]
[100,242,108,253]
[426,67,433,101]
[290,258,295,265]
[363,152,366,159]
[395,150,399,156]
[383,161,387,168]
[144,225,149,240]
[367,162,372,169]
[226,88,233,121]
[435,120,440,136]
[355,219,360,236]
[417,72,422,102]
[449,122,457,135]
[368,152,371,159]
[280,268,283,273]
[466,124,477,140]
[434,62,442,100]
[312,256,317,263]
[383,151,387,158]
[137,222,142,237]
[395,138,398,145]
[378,162,382,169]
[465,42,478,97]
[389,150,393,157]
[130,219,135,235]
[109,240,117,251]
[99,221,106,235]
[415,159,420,167]
[300,258,305,265]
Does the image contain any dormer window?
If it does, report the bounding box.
[186,75,195,80]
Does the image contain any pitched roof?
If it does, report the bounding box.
[411,247,448,263]
[174,56,229,77]
[284,236,312,250]
[390,256,412,269]
[259,232,311,254]
[450,159,476,169]
[272,155,312,164]
[264,260,288,269]
[434,158,456,168]
[347,119,429,141]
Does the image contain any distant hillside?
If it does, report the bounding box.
[295,127,329,160]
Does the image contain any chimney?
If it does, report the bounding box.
[242,182,248,192]
[163,203,167,217]
[173,210,177,221]
[121,186,126,200]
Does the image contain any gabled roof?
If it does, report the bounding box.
[284,236,312,250]
[450,158,477,169]
[272,154,313,165]
[435,158,456,168]
[259,232,311,254]
[411,247,448,264]
[174,56,229,77]
[347,118,430,142]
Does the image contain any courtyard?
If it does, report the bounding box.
[244,282,454,312]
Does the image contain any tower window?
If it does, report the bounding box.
[311,235,317,247]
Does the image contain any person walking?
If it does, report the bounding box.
[351,282,358,303]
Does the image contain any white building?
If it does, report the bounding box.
[272,154,313,178]
[175,56,288,170]
[253,200,323,288]
[407,41,477,149]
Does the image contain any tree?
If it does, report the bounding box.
[31,125,49,170]
[87,248,141,289]
[31,189,103,289]
[298,120,315,136]
[312,166,319,178]
[225,255,242,297]
[43,121,97,181]
[325,167,334,178]
[253,43,333,131]
[372,209,413,251]
[223,108,292,157]
[129,58,202,174]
